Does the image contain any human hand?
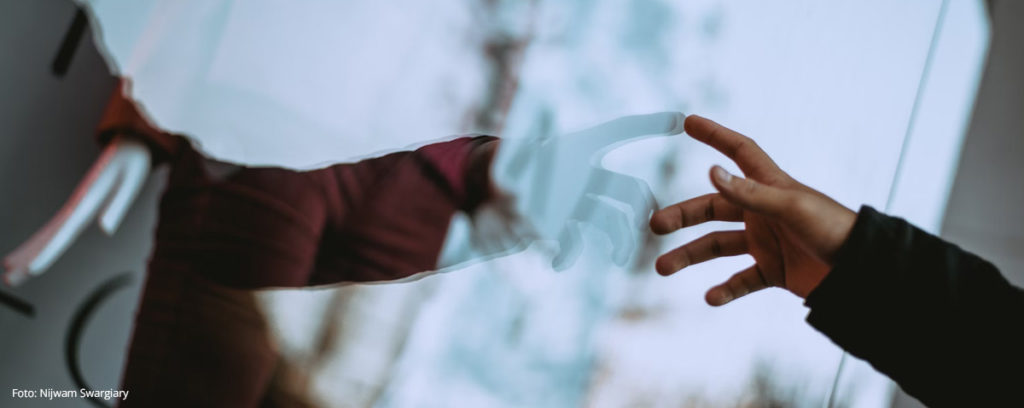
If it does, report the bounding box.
[485,111,686,270]
[649,115,857,306]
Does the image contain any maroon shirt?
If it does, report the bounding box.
[102,87,500,406]
[152,136,495,288]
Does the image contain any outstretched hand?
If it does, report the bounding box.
[482,111,685,270]
[650,115,857,306]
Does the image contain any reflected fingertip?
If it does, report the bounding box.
[668,112,687,134]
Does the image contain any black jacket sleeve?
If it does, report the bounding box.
[804,206,1024,407]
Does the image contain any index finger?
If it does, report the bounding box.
[683,115,782,181]
[566,111,686,161]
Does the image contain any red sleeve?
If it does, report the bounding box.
[310,136,497,284]
[124,137,499,403]
[148,136,498,289]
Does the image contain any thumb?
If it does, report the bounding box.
[709,165,791,218]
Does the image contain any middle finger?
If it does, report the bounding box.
[656,230,748,276]
[650,193,743,235]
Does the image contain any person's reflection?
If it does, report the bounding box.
[110,91,499,406]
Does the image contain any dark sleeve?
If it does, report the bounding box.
[805,206,1024,406]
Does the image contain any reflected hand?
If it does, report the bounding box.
[489,111,686,270]
[649,115,856,306]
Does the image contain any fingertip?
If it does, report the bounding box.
[708,166,735,196]
[705,287,734,306]
[712,165,733,184]
[683,114,724,140]
[648,212,675,235]
[654,255,677,276]
[682,114,704,136]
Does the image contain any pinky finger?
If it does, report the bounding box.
[705,264,770,306]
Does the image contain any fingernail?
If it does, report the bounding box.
[713,166,732,184]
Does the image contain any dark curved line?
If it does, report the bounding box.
[65,273,135,408]
[0,289,34,317]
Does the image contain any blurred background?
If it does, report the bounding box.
[0,0,1019,407]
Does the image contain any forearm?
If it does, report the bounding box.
[804,206,1024,405]
[122,137,500,404]
[309,136,499,283]
[413,135,499,212]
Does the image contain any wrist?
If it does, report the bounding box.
[463,137,500,212]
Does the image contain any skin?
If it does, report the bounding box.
[649,115,858,306]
